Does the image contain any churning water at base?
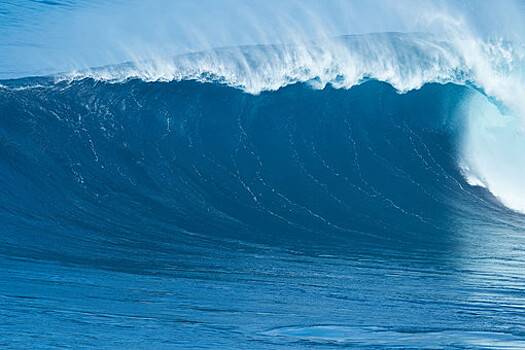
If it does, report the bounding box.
[1,75,525,349]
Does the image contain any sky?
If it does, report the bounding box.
[1,0,524,79]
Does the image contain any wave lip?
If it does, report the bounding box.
[56,32,525,107]
[60,33,470,94]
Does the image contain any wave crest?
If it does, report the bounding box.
[60,33,520,102]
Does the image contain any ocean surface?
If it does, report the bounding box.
[2,3,525,349]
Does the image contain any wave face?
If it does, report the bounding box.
[0,79,476,252]
[1,34,525,349]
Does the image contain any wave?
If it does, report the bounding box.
[3,32,525,215]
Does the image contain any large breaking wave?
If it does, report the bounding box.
[3,33,525,218]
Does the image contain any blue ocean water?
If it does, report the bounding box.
[1,76,525,349]
[2,2,525,349]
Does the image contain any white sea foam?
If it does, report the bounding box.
[60,33,469,94]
